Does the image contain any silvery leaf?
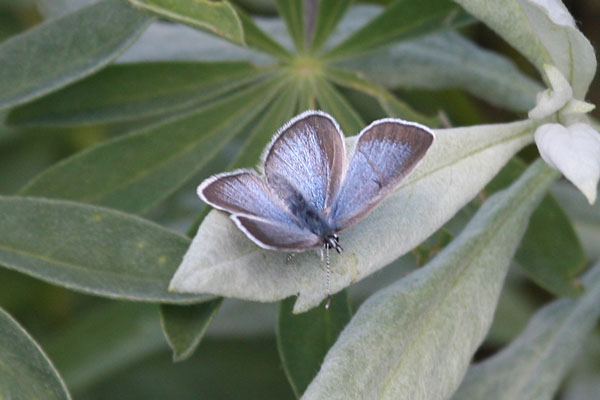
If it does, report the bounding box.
[171,119,536,312]
[453,0,596,98]
[340,31,542,113]
[561,333,600,400]
[303,159,557,399]
[452,260,600,400]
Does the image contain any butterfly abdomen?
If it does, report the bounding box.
[287,189,335,240]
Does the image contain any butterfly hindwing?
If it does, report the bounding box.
[232,215,321,251]
[198,170,320,251]
[198,113,435,253]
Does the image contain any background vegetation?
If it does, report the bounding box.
[0,0,598,399]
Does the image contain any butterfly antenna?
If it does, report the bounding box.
[325,244,331,309]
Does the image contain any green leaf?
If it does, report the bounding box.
[485,273,539,345]
[452,261,600,400]
[76,338,294,398]
[310,0,353,53]
[561,333,600,400]
[20,76,284,214]
[170,119,536,312]
[160,298,223,362]
[339,31,543,113]
[324,0,473,60]
[0,131,65,195]
[207,299,278,337]
[128,0,244,46]
[0,0,151,111]
[0,196,210,303]
[229,81,298,169]
[0,307,71,400]
[313,77,364,136]
[515,193,586,297]
[277,291,352,398]
[552,182,600,261]
[447,158,586,297]
[325,67,440,127]
[7,61,260,126]
[275,0,304,53]
[303,160,558,399]
[44,302,164,393]
[453,0,596,98]
[235,6,292,60]
[296,78,316,112]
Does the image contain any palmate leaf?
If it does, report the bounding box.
[303,160,558,400]
[229,81,299,169]
[234,7,292,60]
[339,31,543,113]
[325,67,440,127]
[310,0,353,53]
[275,0,305,53]
[19,76,285,214]
[313,76,364,135]
[128,0,245,46]
[170,119,536,312]
[0,196,209,303]
[7,61,260,126]
[324,0,473,60]
[0,307,71,400]
[0,0,151,110]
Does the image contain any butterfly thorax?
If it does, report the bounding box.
[283,186,342,253]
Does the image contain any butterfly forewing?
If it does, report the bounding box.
[198,162,321,251]
[199,170,293,222]
[197,112,435,253]
[331,120,434,231]
[263,111,346,213]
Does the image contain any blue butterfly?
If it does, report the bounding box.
[198,110,434,306]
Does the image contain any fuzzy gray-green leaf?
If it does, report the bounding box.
[160,298,223,362]
[20,77,283,214]
[340,31,543,112]
[7,61,259,126]
[0,0,151,110]
[302,160,558,399]
[0,196,208,303]
[171,120,536,312]
[128,0,244,46]
[452,260,600,400]
[0,307,71,400]
[325,0,472,60]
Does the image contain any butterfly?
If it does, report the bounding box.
[198,110,434,306]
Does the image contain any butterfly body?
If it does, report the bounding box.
[198,110,434,255]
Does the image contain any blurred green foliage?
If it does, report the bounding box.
[0,0,598,399]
